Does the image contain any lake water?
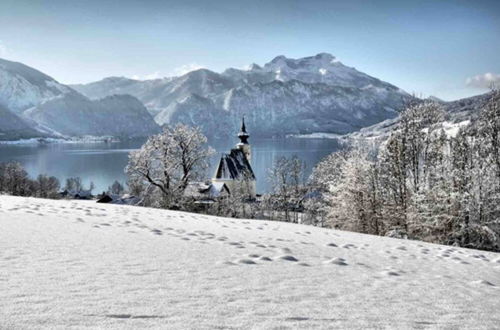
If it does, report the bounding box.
[0,138,343,194]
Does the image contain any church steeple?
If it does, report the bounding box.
[238,116,249,144]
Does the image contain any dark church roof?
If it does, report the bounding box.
[214,148,255,181]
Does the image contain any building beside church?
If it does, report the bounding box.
[212,118,256,199]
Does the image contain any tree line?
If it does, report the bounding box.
[308,90,500,252]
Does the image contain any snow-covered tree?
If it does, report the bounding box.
[34,174,60,199]
[64,177,84,192]
[126,124,214,208]
[107,180,125,195]
[0,162,32,196]
[267,155,307,222]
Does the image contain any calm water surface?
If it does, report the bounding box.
[0,138,343,194]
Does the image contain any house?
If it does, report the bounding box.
[184,181,231,200]
[60,189,93,200]
[96,193,140,205]
[212,118,256,199]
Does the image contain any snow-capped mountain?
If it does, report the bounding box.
[23,92,160,137]
[0,58,160,139]
[0,58,70,114]
[72,53,412,138]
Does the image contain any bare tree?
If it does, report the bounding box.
[107,180,125,195]
[268,155,306,222]
[126,124,214,208]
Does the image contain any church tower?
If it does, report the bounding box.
[236,116,251,163]
[212,116,256,198]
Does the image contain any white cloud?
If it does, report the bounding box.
[0,40,8,57]
[131,72,162,80]
[466,72,500,89]
[172,63,205,76]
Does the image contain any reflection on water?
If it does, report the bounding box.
[0,137,343,194]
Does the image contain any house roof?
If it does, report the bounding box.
[184,182,230,199]
[214,148,255,181]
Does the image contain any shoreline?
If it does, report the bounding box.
[0,136,121,145]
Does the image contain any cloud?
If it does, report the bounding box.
[131,72,162,80]
[466,72,500,89]
[0,40,8,57]
[172,63,205,76]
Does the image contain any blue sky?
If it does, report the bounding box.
[0,0,499,100]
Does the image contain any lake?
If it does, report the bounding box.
[0,137,343,194]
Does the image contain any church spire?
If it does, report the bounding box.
[238,116,249,144]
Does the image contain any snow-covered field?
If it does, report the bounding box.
[1,195,499,329]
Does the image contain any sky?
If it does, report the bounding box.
[0,0,499,101]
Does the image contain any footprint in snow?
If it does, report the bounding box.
[277,255,299,262]
[280,247,293,254]
[258,256,273,262]
[236,259,257,265]
[323,257,348,266]
[382,269,404,276]
[326,243,338,247]
[471,280,496,287]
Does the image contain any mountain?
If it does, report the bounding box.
[72,53,412,138]
[0,58,160,139]
[0,103,43,140]
[0,58,70,114]
[155,94,232,138]
[23,92,160,137]
[444,91,494,122]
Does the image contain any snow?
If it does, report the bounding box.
[287,132,344,139]
[442,120,470,137]
[1,195,499,329]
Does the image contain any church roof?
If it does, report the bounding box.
[214,148,255,181]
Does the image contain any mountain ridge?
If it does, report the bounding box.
[72,53,412,138]
[0,58,161,140]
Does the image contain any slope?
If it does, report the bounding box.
[23,92,160,137]
[0,104,44,140]
[0,195,499,329]
[0,58,70,114]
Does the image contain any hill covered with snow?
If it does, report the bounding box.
[0,58,70,114]
[0,58,160,140]
[1,195,499,329]
[344,91,495,140]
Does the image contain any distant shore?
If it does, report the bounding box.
[0,136,121,145]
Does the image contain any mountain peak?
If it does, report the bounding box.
[269,55,287,64]
[314,52,335,60]
[247,63,262,71]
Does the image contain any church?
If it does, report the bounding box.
[211,118,256,199]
